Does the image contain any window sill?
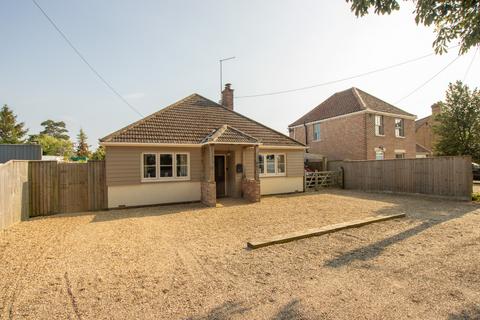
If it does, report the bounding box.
[375,134,385,137]
[311,139,321,142]
[141,177,191,183]
[260,174,287,178]
[395,135,405,139]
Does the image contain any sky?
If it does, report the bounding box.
[1,0,479,148]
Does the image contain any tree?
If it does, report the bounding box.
[34,134,74,157]
[91,145,105,160]
[346,0,480,54]
[39,120,70,140]
[76,128,91,158]
[434,81,480,161]
[0,104,28,144]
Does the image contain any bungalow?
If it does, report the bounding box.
[100,84,306,208]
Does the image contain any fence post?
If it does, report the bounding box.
[338,167,344,188]
[315,170,318,191]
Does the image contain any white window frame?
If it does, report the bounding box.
[141,152,190,182]
[258,153,287,177]
[313,123,321,141]
[395,118,405,138]
[142,153,158,180]
[375,115,384,136]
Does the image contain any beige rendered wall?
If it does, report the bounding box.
[260,176,304,195]
[244,148,304,179]
[108,182,201,208]
[105,146,202,186]
[258,148,304,195]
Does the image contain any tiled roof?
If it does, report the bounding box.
[101,94,303,147]
[289,87,415,127]
[201,125,258,144]
[415,115,431,130]
[416,143,431,153]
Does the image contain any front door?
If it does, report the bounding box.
[214,155,226,197]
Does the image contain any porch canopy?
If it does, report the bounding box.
[200,125,261,206]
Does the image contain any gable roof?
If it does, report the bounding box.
[201,125,259,144]
[101,94,303,147]
[289,87,415,127]
[415,115,431,130]
[416,143,432,154]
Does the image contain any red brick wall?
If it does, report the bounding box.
[290,126,307,145]
[291,113,367,160]
[289,112,416,160]
[365,114,416,159]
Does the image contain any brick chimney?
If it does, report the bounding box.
[431,103,441,115]
[221,83,234,111]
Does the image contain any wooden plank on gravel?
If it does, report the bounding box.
[247,213,406,249]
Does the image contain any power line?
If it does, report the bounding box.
[235,48,459,99]
[463,46,478,82]
[395,55,461,104]
[30,0,144,118]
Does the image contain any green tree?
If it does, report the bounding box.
[91,145,105,160]
[434,81,480,161]
[346,0,480,54]
[0,104,28,144]
[34,134,74,157]
[76,128,91,158]
[40,120,70,140]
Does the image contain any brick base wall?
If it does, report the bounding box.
[201,181,216,207]
[242,179,260,202]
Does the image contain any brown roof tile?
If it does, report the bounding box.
[201,125,259,144]
[415,115,431,130]
[101,94,303,147]
[289,87,415,127]
[416,143,431,153]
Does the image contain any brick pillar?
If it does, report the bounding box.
[242,145,261,202]
[242,178,260,202]
[201,144,216,207]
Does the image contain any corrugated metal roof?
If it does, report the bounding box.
[0,144,42,163]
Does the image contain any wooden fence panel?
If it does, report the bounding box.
[0,161,29,230]
[338,156,472,200]
[29,161,58,216]
[29,161,107,217]
[58,163,89,213]
[87,161,107,211]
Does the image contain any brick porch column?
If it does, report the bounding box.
[242,145,261,202]
[201,144,216,206]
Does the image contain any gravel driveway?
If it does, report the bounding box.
[1,189,479,319]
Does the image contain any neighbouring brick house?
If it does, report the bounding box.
[415,103,441,157]
[100,84,305,208]
[288,87,417,160]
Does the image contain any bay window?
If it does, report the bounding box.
[142,152,190,181]
[258,153,287,176]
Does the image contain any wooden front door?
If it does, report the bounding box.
[214,155,226,197]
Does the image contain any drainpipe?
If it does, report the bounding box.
[304,121,308,146]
